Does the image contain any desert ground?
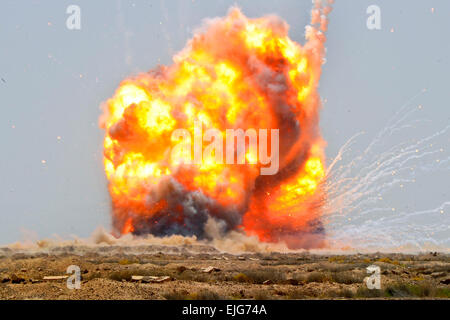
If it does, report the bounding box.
[0,244,449,300]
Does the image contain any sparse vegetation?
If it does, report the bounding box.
[329,288,355,298]
[162,290,190,300]
[118,258,136,265]
[353,281,446,298]
[253,290,271,300]
[330,271,364,284]
[377,257,401,265]
[0,248,448,300]
[436,288,450,298]
[288,288,319,299]
[244,269,285,284]
[355,287,384,298]
[328,256,346,264]
[233,272,250,283]
[190,289,224,300]
[84,272,102,281]
[162,289,224,300]
[384,281,436,298]
[176,271,212,282]
[306,271,329,283]
[148,260,170,266]
[108,270,133,282]
[232,269,285,284]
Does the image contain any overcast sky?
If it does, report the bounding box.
[0,0,448,246]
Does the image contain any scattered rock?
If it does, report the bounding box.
[131,275,144,281]
[10,274,26,284]
[249,258,260,261]
[440,278,450,285]
[238,256,245,261]
[43,276,69,281]
[20,268,27,273]
[286,279,299,285]
[222,256,229,260]
[1,275,11,283]
[176,266,187,273]
[263,280,272,285]
[151,276,172,283]
[202,266,221,273]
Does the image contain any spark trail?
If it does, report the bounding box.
[324,91,450,251]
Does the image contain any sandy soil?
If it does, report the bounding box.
[0,245,448,300]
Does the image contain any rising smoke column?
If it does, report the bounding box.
[99,2,333,249]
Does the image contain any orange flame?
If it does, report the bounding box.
[100,8,328,248]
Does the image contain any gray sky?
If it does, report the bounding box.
[0,0,449,246]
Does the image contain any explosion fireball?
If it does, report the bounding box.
[100,3,333,249]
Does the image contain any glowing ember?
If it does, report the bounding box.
[100,5,331,248]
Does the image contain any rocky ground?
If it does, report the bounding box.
[0,245,449,300]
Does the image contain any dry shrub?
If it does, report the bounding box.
[176,270,218,282]
[328,288,355,298]
[355,287,383,298]
[385,281,437,298]
[331,271,364,284]
[108,270,133,282]
[245,269,285,284]
[377,257,393,264]
[322,263,355,273]
[328,256,346,264]
[253,290,271,300]
[436,288,450,298]
[233,273,250,283]
[292,272,306,283]
[118,259,136,265]
[162,290,189,300]
[190,289,224,300]
[306,271,329,283]
[233,270,285,284]
[287,288,319,299]
[84,272,102,281]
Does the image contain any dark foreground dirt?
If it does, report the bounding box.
[0,245,449,300]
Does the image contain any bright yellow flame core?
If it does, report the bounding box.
[272,158,324,206]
